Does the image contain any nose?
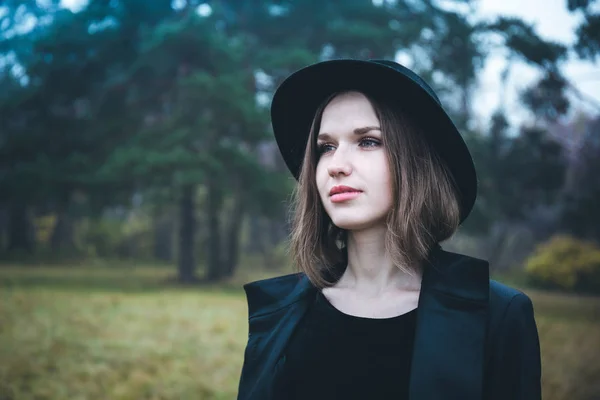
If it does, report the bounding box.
[326,147,353,177]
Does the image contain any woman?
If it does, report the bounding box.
[237,59,541,400]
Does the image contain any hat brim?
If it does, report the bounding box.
[270,59,477,223]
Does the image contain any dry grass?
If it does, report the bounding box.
[0,265,598,400]
[526,289,600,400]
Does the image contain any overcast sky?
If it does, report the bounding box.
[474,0,600,127]
[59,0,599,126]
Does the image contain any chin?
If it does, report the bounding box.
[329,214,384,232]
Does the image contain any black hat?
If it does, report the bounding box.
[270,59,477,223]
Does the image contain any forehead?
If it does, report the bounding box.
[319,91,379,133]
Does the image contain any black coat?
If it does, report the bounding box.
[237,249,542,400]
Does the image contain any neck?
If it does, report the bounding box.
[336,226,422,297]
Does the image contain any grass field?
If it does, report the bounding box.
[0,264,599,400]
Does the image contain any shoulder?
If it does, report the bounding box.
[432,248,535,331]
[243,272,314,319]
[487,279,538,348]
[488,280,534,320]
[484,282,542,397]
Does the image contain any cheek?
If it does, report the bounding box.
[374,159,393,202]
[315,163,328,197]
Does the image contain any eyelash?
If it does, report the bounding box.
[317,137,381,155]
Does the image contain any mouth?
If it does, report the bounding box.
[329,185,362,203]
[329,185,361,196]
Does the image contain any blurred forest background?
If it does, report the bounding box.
[0,0,599,399]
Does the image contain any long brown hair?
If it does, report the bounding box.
[288,90,461,289]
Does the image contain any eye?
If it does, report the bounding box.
[359,137,381,148]
[317,143,336,155]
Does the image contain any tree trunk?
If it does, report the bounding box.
[0,204,8,253]
[8,201,35,253]
[268,217,286,247]
[177,184,196,283]
[487,221,511,271]
[223,194,245,278]
[153,209,174,262]
[205,177,223,282]
[50,212,75,252]
[50,194,75,253]
[245,213,263,254]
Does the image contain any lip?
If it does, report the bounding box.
[330,191,361,203]
[329,185,361,196]
[329,185,362,203]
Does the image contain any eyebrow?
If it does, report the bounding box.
[317,126,381,141]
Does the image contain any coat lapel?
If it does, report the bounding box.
[409,249,490,400]
[240,275,316,400]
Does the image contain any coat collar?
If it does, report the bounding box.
[242,248,489,400]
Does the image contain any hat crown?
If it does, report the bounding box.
[369,59,442,106]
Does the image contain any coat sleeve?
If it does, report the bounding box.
[486,293,542,400]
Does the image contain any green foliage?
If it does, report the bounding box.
[521,72,570,121]
[0,1,147,213]
[567,0,595,10]
[560,117,600,242]
[79,216,153,259]
[0,0,593,278]
[482,17,568,67]
[574,13,600,60]
[567,0,600,60]
[462,112,567,234]
[525,235,600,294]
[80,218,128,258]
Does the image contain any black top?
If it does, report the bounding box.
[274,289,418,400]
